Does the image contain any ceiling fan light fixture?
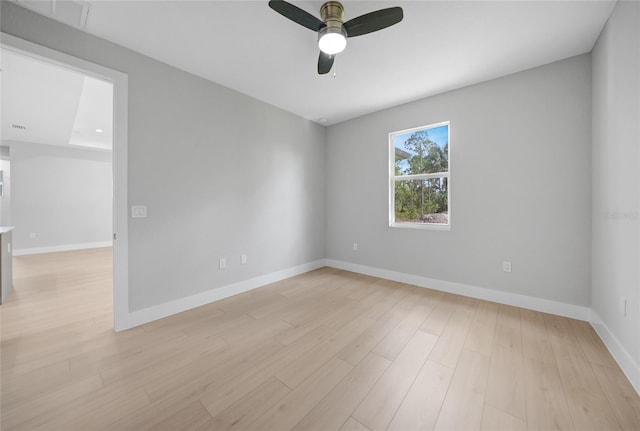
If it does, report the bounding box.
[318,26,347,55]
[268,0,404,74]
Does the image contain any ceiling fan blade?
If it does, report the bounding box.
[344,7,403,37]
[268,0,326,32]
[318,52,334,75]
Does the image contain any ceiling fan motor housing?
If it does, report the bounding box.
[320,1,347,33]
[321,1,344,25]
[318,0,347,51]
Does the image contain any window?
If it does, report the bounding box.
[389,121,450,229]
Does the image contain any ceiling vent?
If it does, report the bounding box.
[10,124,27,130]
[10,0,90,29]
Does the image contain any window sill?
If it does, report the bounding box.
[389,222,451,231]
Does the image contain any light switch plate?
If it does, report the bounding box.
[131,205,147,218]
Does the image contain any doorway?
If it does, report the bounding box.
[1,33,129,331]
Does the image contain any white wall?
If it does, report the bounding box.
[5,140,112,252]
[326,54,592,308]
[591,0,640,387]
[1,2,326,312]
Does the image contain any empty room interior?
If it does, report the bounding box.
[0,0,639,430]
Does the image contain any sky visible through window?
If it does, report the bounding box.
[394,124,449,172]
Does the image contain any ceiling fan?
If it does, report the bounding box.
[268,0,403,74]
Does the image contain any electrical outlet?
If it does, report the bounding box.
[502,261,512,273]
[29,232,36,239]
[353,242,358,251]
[219,257,227,270]
[241,254,247,265]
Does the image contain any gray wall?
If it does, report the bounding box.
[1,2,326,311]
[7,3,634,354]
[326,54,592,306]
[5,141,112,251]
[592,0,639,367]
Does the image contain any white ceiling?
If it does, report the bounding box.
[1,48,113,150]
[9,0,615,126]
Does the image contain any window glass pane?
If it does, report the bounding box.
[394,124,449,175]
[394,178,448,224]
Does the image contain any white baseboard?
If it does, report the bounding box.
[326,259,639,396]
[126,259,326,329]
[121,256,638,397]
[590,312,640,395]
[325,259,591,321]
[13,241,112,256]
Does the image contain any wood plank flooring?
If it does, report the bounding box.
[2,248,639,430]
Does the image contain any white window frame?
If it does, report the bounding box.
[389,121,451,231]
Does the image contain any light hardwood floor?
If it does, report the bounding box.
[2,248,639,430]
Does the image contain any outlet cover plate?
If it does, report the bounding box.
[131,205,147,218]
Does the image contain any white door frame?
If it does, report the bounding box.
[1,32,130,331]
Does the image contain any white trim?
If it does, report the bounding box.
[389,222,451,231]
[399,172,450,181]
[327,259,638,396]
[126,260,327,330]
[13,241,112,256]
[1,33,129,332]
[391,121,451,137]
[590,312,640,395]
[325,259,591,321]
